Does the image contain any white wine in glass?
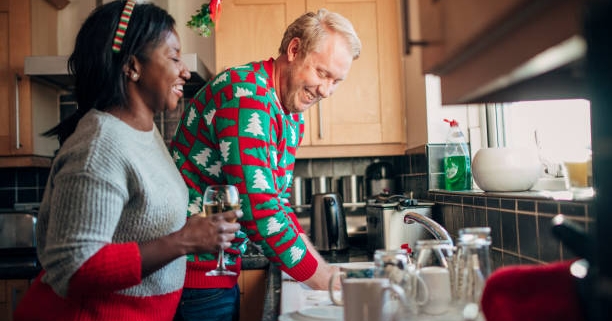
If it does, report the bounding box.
[203,185,240,276]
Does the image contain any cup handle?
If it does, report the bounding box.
[414,274,430,306]
[328,272,345,305]
[386,283,409,307]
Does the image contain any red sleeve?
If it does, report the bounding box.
[67,242,141,297]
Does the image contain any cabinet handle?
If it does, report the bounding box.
[317,101,323,139]
[15,74,22,150]
[403,0,430,54]
[11,286,23,312]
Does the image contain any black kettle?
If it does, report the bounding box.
[310,193,349,252]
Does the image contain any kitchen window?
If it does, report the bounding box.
[423,75,592,197]
[483,99,592,195]
[491,99,591,155]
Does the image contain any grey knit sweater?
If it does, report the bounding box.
[36,109,188,298]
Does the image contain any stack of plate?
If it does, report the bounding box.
[278,306,343,321]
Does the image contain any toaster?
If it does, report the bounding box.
[365,201,434,253]
[0,212,37,249]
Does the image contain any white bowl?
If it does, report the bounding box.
[472,147,543,192]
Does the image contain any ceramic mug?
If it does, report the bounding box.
[414,239,454,315]
[329,278,407,321]
[417,266,453,315]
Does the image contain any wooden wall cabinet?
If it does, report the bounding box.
[0,0,60,168]
[210,0,408,158]
[0,279,29,321]
[238,269,267,321]
[418,0,530,74]
[417,0,585,104]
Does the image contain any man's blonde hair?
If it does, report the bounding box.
[279,8,361,60]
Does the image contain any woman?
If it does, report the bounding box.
[13,1,241,321]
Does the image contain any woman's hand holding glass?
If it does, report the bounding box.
[202,185,242,276]
[181,186,241,259]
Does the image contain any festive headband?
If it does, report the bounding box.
[112,0,136,53]
[187,0,222,37]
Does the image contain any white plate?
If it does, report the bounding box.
[296,306,343,320]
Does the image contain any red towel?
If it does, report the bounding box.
[481,260,586,321]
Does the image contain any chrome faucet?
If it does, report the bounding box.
[400,205,453,246]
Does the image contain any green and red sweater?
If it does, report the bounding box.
[170,58,318,289]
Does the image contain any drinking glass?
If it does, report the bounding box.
[203,185,240,276]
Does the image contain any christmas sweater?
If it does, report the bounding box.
[170,58,318,289]
[14,110,187,321]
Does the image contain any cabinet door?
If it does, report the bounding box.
[0,279,29,321]
[214,0,312,145]
[304,0,405,147]
[0,0,33,157]
[238,269,267,321]
[1,4,9,154]
[418,0,530,74]
[215,0,306,72]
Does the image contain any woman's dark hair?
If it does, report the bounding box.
[44,0,176,145]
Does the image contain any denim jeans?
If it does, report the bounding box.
[174,285,240,321]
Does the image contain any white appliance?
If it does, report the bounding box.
[366,201,434,253]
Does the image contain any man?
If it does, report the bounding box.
[170,8,361,321]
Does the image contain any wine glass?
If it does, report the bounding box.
[203,184,240,276]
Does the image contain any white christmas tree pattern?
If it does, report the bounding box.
[252,169,271,190]
[187,108,197,127]
[235,86,253,98]
[290,125,296,145]
[245,112,264,136]
[212,72,228,86]
[206,160,222,177]
[188,196,202,215]
[271,150,277,167]
[266,216,283,235]
[172,150,181,163]
[289,246,304,264]
[204,109,215,126]
[220,140,231,162]
[193,148,211,167]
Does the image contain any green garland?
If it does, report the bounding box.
[187,3,215,37]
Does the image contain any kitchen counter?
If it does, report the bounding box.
[0,248,40,280]
[0,263,40,280]
[265,246,371,321]
[276,246,488,321]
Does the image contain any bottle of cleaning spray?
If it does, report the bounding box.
[443,119,472,191]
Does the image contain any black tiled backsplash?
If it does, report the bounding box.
[293,153,430,199]
[0,167,49,209]
[430,190,593,271]
[83,129,601,271]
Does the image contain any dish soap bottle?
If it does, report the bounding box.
[443,119,472,191]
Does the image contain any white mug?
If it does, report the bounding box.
[417,266,453,315]
[328,278,407,321]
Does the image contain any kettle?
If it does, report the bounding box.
[310,193,349,252]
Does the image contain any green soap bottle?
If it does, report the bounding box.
[443,119,472,191]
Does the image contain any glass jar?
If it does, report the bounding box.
[455,227,492,315]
